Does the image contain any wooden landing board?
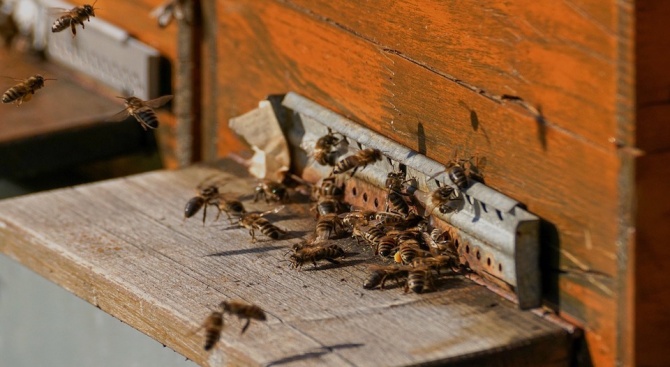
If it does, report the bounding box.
[0,160,570,366]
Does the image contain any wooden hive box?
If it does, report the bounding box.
[1,1,668,366]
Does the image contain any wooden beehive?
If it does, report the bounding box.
[1,1,668,366]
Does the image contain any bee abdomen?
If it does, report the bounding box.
[448,166,468,189]
[135,107,159,129]
[387,192,411,216]
[52,17,72,32]
[256,219,285,239]
[2,88,21,103]
[184,197,205,218]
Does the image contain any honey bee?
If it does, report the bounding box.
[447,163,468,189]
[315,213,346,241]
[220,300,267,334]
[314,176,344,199]
[197,309,224,351]
[107,95,173,130]
[51,1,98,37]
[313,197,349,218]
[424,228,456,255]
[360,223,386,247]
[288,244,345,270]
[184,181,220,224]
[150,0,190,28]
[238,208,286,242]
[395,237,424,265]
[426,186,461,215]
[363,265,409,290]
[2,75,55,106]
[341,210,376,230]
[405,267,435,294]
[254,179,289,203]
[333,148,382,176]
[384,171,413,216]
[376,233,399,257]
[215,199,246,221]
[312,128,347,166]
[412,254,458,275]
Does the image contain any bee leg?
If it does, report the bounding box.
[325,258,340,265]
[249,229,256,243]
[70,22,77,37]
[240,319,251,334]
[379,275,389,290]
[201,205,208,225]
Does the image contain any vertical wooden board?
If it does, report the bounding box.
[635,1,670,152]
[635,151,670,367]
[283,0,619,148]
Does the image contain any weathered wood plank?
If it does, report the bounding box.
[214,3,618,364]
[0,162,570,366]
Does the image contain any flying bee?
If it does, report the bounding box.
[150,0,190,28]
[2,74,55,106]
[238,207,286,242]
[426,186,461,215]
[405,266,435,294]
[288,243,345,270]
[107,95,174,130]
[254,179,289,203]
[195,309,224,351]
[363,264,409,290]
[315,213,346,241]
[220,300,267,334]
[311,128,347,166]
[333,148,382,176]
[51,1,98,37]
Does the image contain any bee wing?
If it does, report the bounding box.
[143,95,173,108]
[150,2,174,27]
[260,205,284,217]
[106,108,131,122]
[48,7,73,16]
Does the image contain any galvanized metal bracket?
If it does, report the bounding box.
[280,92,541,309]
[37,0,163,100]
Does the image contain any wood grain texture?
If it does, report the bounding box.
[283,0,619,149]
[0,162,570,367]
[213,2,619,364]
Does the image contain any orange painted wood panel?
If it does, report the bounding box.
[283,0,620,150]
[214,1,621,365]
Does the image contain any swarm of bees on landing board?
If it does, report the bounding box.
[185,128,485,352]
[1,1,174,130]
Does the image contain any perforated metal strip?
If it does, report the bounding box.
[281,92,541,309]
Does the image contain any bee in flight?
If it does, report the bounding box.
[220,300,267,334]
[2,74,55,106]
[107,95,173,130]
[196,309,224,351]
[150,0,190,28]
[51,1,99,37]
